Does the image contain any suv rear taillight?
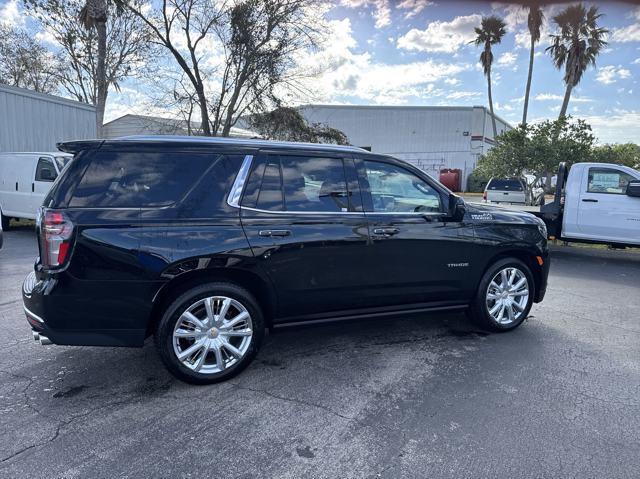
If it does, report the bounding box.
[40,209,74,268]
[483,191,487,201]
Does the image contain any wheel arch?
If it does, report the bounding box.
[481,248,543,300]
[146,267,277,336]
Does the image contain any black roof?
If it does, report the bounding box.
[57,135,368,154]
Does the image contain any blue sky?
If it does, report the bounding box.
[1,0,639,143]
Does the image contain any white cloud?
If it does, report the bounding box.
[396,0,433,19]
[596,65,632,85]
[611,8,640,43]
[397,14,481,53]
[496,51,517,68]
[535,93,593,103]
[611,24,640,43]
[340,0,390,29]
[340,0,434,26]
[0,0,23,27]
[447,91,482,100]
[295,17,470,105]
[634,58,640,65]
[582,110,640,144]
[491,3,526,30]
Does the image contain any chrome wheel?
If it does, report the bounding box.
[485,267,530,326]
[172,296,253,374]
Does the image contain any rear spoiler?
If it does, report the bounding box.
[57,139,104,154]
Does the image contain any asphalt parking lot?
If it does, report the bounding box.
[1,226,639,478]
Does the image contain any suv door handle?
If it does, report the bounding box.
[259,230,291,237]
[373,227,399,236]
[581,198,598,203]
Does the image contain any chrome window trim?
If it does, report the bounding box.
[240,205,446,216]
[227,155,254,208]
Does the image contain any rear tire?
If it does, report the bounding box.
[1,212,10,231]
[155,282,264,384]
[468,258,534,332]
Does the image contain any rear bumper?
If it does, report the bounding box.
[22,270,148,347]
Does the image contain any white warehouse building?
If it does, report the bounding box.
[298,105,511,191]
[0,84,96,152]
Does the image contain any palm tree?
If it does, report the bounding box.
[79,0,115,138]
[472,15,507,139]
[522,3,544,126]
[546,3,608,120]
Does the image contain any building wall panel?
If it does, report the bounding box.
[0,84,96,153]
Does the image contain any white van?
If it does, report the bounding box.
[0,152,72,229]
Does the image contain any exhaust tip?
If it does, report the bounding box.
[39,335,52,346]
[32,331,40,341]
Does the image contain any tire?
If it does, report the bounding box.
[155,282,264,384]
[1,212,10,231]
[468,258,535,332]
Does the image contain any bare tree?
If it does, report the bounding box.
[211,0,321,136]
[124,0,224,136]
[125,0,321,136]
[0,25,62,94]
[25,0,153,132]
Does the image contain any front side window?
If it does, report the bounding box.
[35,158,57,182]
[364,160,442,213]
[587,168,635,195]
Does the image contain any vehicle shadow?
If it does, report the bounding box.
[8,310,484,404]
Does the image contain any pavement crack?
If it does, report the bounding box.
[230,383,354,420]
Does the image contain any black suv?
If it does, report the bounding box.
[22,137,550,384]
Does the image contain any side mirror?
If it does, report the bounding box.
[627,180,640,197]
[448,194,466,221]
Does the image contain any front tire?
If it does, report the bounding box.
[155,282,264,384]
[468,258,534,332]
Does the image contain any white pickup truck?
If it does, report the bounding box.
[490,162,640,247]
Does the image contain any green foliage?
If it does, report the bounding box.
[475,117,597,182]
[592,143,640,169]
[546,3,608,87]
[472,15,507,75]
[247,107,349,145]
[466,170,490,193]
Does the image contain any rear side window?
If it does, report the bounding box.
[281,156,349,212]
[488,179,524,191]
[70,151,223,208]
[244,155,351,212]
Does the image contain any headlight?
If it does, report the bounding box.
[537,220,547,239]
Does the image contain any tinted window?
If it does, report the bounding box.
[70,151,225,208]
[488,179,524,191]
[256,159,284,211]
[281,156,349,212]
[35,158,57,182]
[587,168,635,195]
[364,161,442,213]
